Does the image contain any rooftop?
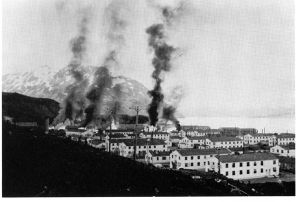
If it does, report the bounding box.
[110,138,166,146]
[175,148,232,156]
[217,153,277,163]
[187,136,207,140]
[208,137,242,142]
[250,133,275,137]
[279,144,295,150]
[278,133,295,139]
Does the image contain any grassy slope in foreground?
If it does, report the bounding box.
[3,129,239,197]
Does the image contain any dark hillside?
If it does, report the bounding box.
[3,129,239,197]
[2,92,60,124]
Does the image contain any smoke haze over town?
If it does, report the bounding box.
[2,0,294,132]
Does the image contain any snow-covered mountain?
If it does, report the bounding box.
[2,66,151,116]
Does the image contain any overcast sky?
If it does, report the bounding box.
[2,0,294,120]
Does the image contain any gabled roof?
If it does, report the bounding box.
[187,136,207,140]
[175,148,232,156]
[217,153,277,163]
[121,138,166,146]
[208,137,242,142]
[278,144,295,150]
[170,135,183,139]
[251,133,275,137]
[278,133,295,139]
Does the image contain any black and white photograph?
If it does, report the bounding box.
[1,0,296,197]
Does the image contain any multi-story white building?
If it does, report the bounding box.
[119,138,168,158]
[178,137,194,148]
[170,148,232,171]
[277,133,295,145]
[214,153,279,180]
[140,132,170,140]
[145,151,171,167]
[270,144,295,158]
[183,129,207,137]
[243,133,276,146]
[206,137,243,149]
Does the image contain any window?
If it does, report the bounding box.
[208,161,210,165]
[254,162,257,166]
[281,150,283,153]
[261,161,264,166]
[225,171,229,176]
[179,157,181,160]
[232,171,235,176]
[191,163,194,166]
[144,146,146,148]
[198,156,200,159]
[277,149,279,153]
[185,163,188,167]
[204,156,207,159]
[261,168,263,173]
[204,162,206,166]
[162,157,166,160]
[232,163,235,168]
[273,160,276,164]
[154,146,156,148]
[210,155,213,157]
[225,163,228,168]
[191,156,194,160]
[247,162,250,166]
[240,170,243,175]
[197,162,200,166]
[247,170,250,174]
[185,157,187,160]
[254,169,257,174]
[240,162,243,167]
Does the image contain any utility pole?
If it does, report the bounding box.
[129,106,144,160]
[105,108,113,153]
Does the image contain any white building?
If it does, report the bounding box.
[145,151,171,167]
[140,132,170,140]
[178,137,194,148]
[277,133,295,145]
[214,153,279,180]
[170,148,233,171]
[206,137,243,149]
[270,144,295,158]
[243,133,276,146]
[118,138,168,158]
[183,129,207,137]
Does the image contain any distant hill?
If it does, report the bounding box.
[2,66,151,116]
[2,92,60,124]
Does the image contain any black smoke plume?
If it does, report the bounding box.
[84,66,113,126]
[162,106,181,131]
[146,2,185,128]
[63,12,90,122]
[146,24,175,126]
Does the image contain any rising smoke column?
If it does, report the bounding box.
[63,11,91,122]
[146,3,186,128]
[83,0,127,126]
[84,66,113,126]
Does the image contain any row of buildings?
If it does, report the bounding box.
[58,125,295,181]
